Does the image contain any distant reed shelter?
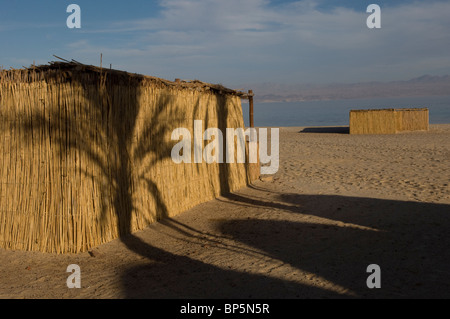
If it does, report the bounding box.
[350,108,429,135]
[0,61,259,254]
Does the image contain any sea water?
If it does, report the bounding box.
[241,95,450,127]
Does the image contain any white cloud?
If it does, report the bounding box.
[67,0,450,84]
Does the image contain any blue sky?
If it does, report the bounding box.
[1,0,450,88]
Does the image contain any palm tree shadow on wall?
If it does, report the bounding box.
[216,93,232,195]
[11,66,188,251]
[215,93,255,196]
[6,66,331,299]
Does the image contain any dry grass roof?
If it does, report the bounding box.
[0,59,253,99]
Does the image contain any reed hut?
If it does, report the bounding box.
[350,108,429,135]
[0,61,259,254]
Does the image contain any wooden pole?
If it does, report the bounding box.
[249,90,254,128]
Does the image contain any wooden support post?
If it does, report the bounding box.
[249,90,254,128]
[248,90,257,142]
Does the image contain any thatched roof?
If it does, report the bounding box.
[0,58,253,99]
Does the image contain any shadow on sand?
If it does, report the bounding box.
[121,185,450,299]
[299,127,350,134]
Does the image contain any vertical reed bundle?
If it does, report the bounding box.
[0,63,257,254]
[395,108,429,132]
[350,108,429,135]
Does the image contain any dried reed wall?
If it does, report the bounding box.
[350,108,429,135]
[0,64,258,253]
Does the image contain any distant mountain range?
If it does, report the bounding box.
[240,75,450,103]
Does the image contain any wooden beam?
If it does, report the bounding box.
[249,90,254,128]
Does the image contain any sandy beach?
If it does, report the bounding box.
[1,124,449,299]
